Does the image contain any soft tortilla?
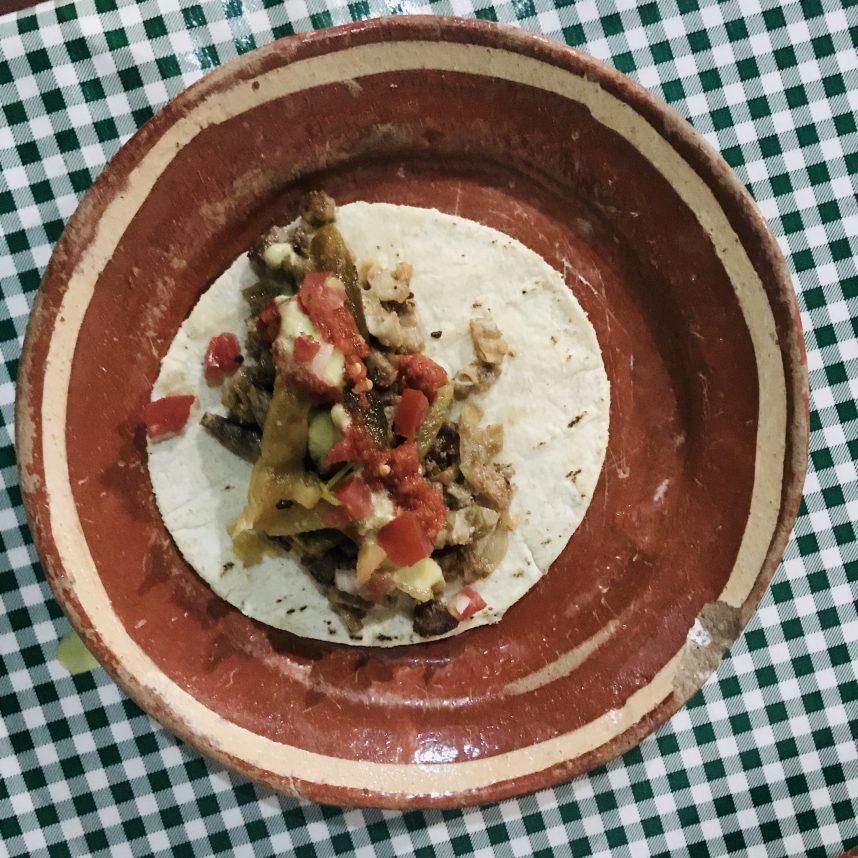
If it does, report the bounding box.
[148,203,609,645]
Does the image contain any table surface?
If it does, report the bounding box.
[1,0,856,855]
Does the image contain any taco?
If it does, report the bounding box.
[145,194,609,645]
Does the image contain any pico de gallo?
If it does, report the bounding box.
[158,192,515,638]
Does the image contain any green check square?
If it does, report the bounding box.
[119,66,144,91]
[55,3,77,22]
[614,52,636,73]
[822,73,846,97]
[748,95,771,118]
[606,827,628,848]
[801,0,825,17]
[641,815,664,837]
[725,17,749,40]
[812,34,835,57]
[602,13,623,36]
[688,30,711,52]
[41,88,66,113]
[105,28,129,50]
[85,830,110,853]
[775,46,798,69]
[639,3,659,25]
[834,799,857,821]
[272,23,295,39]
[6,230,29,253]
[650,40,674,64]
[737,57,759,80]
[27,48,52,74]
[310,10,334,28]
[796,122,820,145]
[711,107,733,130]
[66,37,91,62]
[35,803,59,828]
[16,13,38,33]
[833,111,856,135]
[144,15,168,39]
[208,831,233,853]
[183,5,207,28]
[156,55,182,78]
[786,85,809,108]
[563,24,585,45]
[700,69,722,91]
[475,6,498,21]
[81,78,107,102]
[93,119,119,143]
[0,817,22,841]
[763,7,787,30]
[3,102,26,125]
[806,163,830,187]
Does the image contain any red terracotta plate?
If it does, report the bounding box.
[16,18,808,808]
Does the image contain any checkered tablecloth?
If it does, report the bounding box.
[1,0,856,854]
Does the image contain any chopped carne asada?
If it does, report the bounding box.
[193,194,514,637]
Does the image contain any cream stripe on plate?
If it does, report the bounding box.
[41,39,786,794]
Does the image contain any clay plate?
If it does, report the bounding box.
[16,17,808,808]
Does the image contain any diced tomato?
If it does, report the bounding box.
[394,388,429,440]
[397,354,448,402]
[333,476,373,521]
[447,587,487,621]
[318,500,351,530]
[293,333,320,363]
[256,299,281,342]
[204,332,242,382]
[143,395,195,440]
[377,511,433,567]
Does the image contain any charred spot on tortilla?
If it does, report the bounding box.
[146,197,610,646]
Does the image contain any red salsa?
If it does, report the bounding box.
[397,354,448,402]
[326,421,445,542]
[298,273,369,388]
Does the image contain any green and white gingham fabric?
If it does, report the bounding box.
[1,0,856,854]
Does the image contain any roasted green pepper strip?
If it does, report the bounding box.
[259,384,312,471]
[310,224,369,340]
[236,384,322,551]
[242,276,292,314]
[254,504,328,537]
[416,382,454,458]
[289,529,347,558]
[343,386,389,448]
[200,412,261,463]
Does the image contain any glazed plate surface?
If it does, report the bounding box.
[16,17,808,808]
